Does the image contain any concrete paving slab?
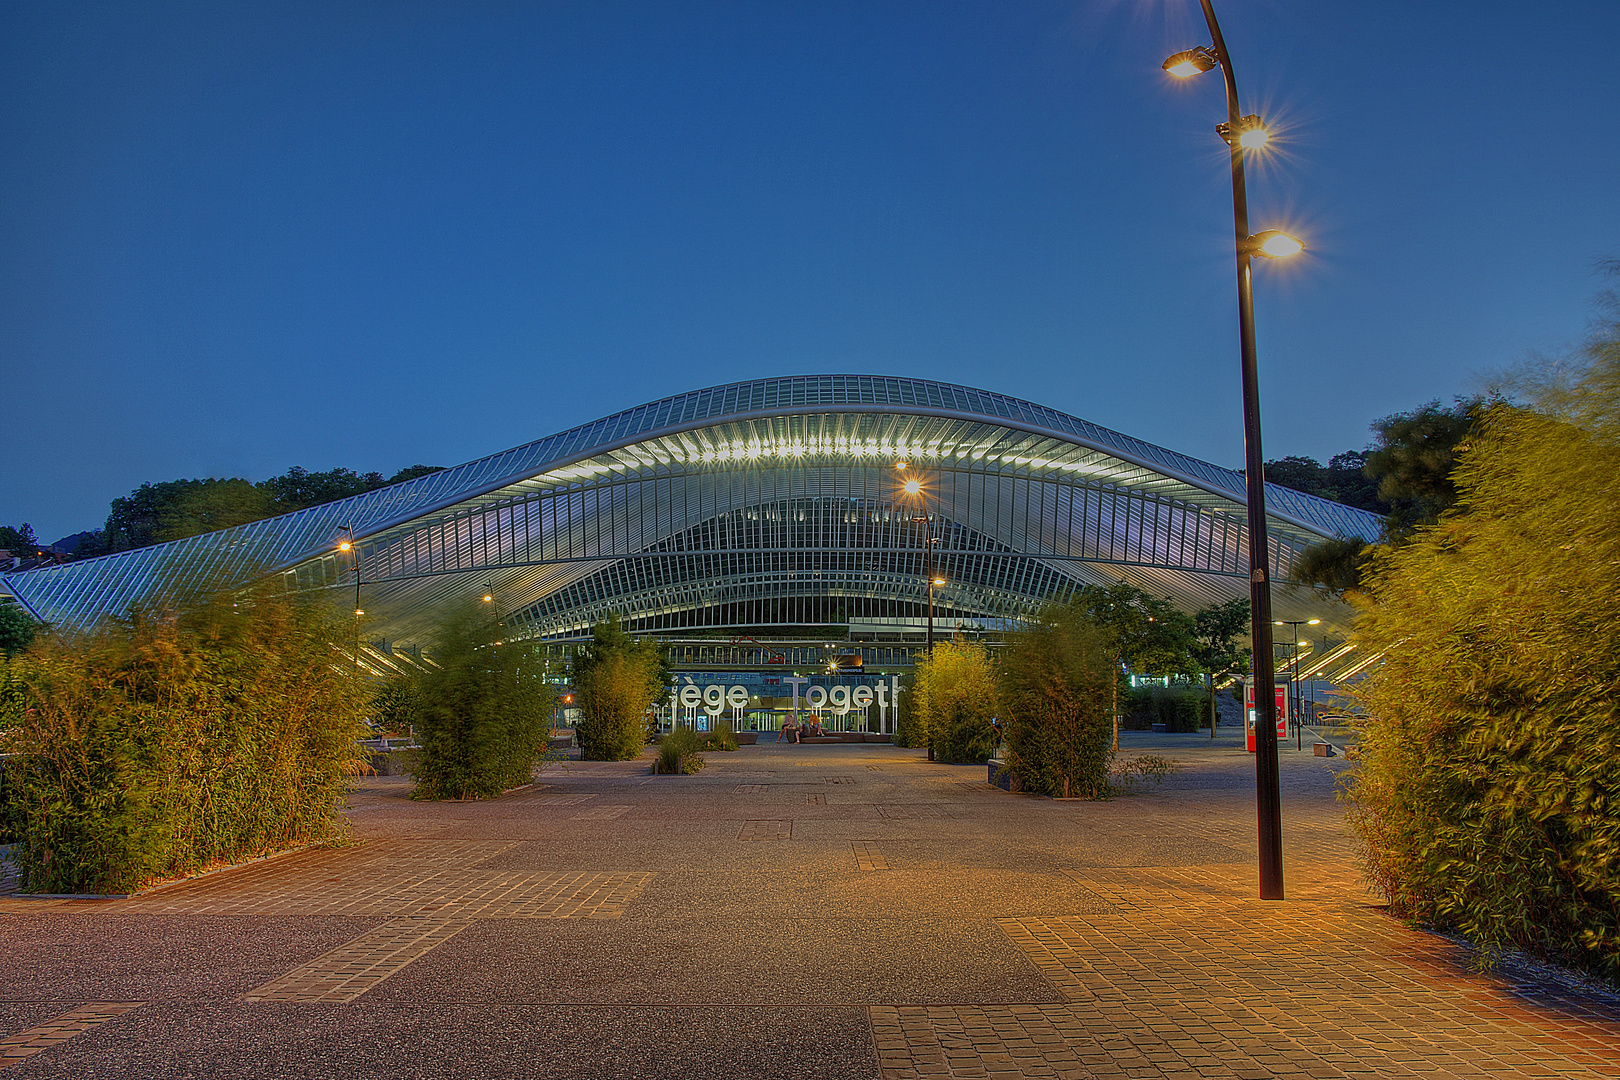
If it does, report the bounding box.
[370,915,1061,1005]
[5,738,1618,1078]
[0,1002,879,1080]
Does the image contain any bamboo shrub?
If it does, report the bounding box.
[410,605,556,800]
[1347,318,1620,979]
[997,605,1116,799]
[0,590,369,894]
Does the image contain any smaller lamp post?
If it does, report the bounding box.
[1275,619,1320,748]
[336,526,364,673]
[336,525,363,616]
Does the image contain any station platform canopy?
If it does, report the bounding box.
[3,375,1380,678]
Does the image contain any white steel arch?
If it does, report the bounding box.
[3,376,1381,648]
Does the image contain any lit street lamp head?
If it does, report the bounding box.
[1217,117,1271,150]
[1249,230,1304,259]
[1163,46,1218,78]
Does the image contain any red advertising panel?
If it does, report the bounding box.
[1245,683,1287,753]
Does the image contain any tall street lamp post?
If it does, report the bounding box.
[1162,0,1304,900]
[897,463,943,655]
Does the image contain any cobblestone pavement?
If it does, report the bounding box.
[2,730,1618,1078]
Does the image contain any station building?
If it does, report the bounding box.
[2,376,1379,733]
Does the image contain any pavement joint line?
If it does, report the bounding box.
[0,1002,142,1069]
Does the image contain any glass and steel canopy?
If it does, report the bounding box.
[3,375,1381,651]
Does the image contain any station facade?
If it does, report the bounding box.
[2,375,1380,733]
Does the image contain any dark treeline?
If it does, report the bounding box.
[3,464,443,560]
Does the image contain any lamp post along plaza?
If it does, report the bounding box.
[1163,0,1304,901]
[897,462,943,654]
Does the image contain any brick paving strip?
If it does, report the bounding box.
[852,841,888,871]
[824,776,855,785]
[867,898,1620,1079]
[0,1002,142,1069]
[106,840,653,919]
[733,784,769,795]
[737,819,792,840]
[807,793,827,805]
[241,916,470,1003]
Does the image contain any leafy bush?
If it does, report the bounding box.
[0,598,36,658]
[1346,309,1620,981]
[570,616,667,761]
[411,605,556,800]
[892,674,924,747]
[651,727,705,774]
[0,590,368,894]
[998,604,1116,799]
[911,641,998,763]
[701,718,739,752]
[370,674,421,738]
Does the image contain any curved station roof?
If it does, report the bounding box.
[4,375,1380,671]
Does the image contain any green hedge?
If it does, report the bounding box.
[1123,687,1206,732]
[0,592,368,894]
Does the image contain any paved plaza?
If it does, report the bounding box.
[3,731,1619,1078]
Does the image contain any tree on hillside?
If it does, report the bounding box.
[0,524,39,555]
[1288,398,1489,600]
[1263,453,1383,514]
[106,480,223,551]
[99,463,447,553]
[1365,398,1489,535]
[156,480,276,543]
[568,615,669,761]
[259,466,388,511]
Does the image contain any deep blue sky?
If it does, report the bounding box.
[3,1,1616,542]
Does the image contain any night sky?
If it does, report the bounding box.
[3,1,1615,543]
